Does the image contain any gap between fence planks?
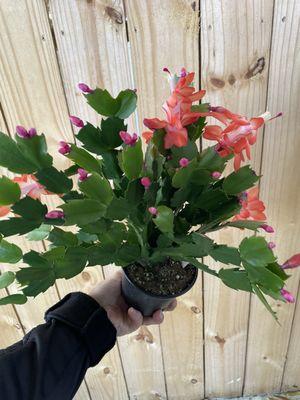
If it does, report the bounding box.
[200,0,275,397]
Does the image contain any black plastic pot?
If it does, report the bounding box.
[121,265,198,317]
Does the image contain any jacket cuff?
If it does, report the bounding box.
[45,292,117,366]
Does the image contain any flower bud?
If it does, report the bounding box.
[58,141,71,155]
[261,224,274,233]
[282,253,300,269]
[78,168,89,181]
[211,171,221,179]
[281,288,295,303]
[179,157,189,168]
[78,83,93,94]
[119,131,138,146]
[69,115,84,128]
[141,177,151,189]
[45,210,64,219]
[16,125,36,139]
[268,242,276,249]
[148,207,158,215]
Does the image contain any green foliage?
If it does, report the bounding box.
[0,238,22,263]
[67,144,102,174]
[209,245,241,266]
[0,271,15,289]
[79,173,114,205]
[35,167,73,194]
[0,132,37,173]
[239,236,275,267]
[0,176,21,205]
[15,134,52,170]
[26,224,51,241]
[0,82,293,318]
[12,197,47,221]
[153,206,174,234]
[85,88,137,119]
[0,294,27,305]
[223,165,259,195]
[60,199,106,226]
[121,139,143,179]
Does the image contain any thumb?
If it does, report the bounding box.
[127,307,143,330]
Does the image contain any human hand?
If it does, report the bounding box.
[88,271,177,336]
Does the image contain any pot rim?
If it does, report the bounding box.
[122,263,198,300]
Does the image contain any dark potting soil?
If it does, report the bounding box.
[125,259,197,296]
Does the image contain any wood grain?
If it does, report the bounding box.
[125,1,203,398]
[200,0,274,397]
[244,0,300,395]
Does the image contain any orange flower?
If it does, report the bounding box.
[143,68,205,149]
[233,187,266,221]
[202,107,282,170]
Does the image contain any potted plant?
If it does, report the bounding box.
[0,68,299,319]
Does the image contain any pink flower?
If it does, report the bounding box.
[268,242,276,249]
[261,224,274,233]
[179,157,189,168]
[69,116,84,128]
[58,141,71,155]
[16,125,37,139]
[211,171,221,179]
[78,83,93,94]
[148,207,158,215]
[119,131,138,146]
[141,177,151,189]
[45,210,64,219]
[78,168,89,181]
[282,253,300,269]
[281,289,295,303]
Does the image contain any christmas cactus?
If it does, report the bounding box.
[0,68,299,319]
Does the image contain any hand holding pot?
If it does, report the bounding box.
[89,271,177,336]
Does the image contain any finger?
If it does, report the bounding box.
[127,307,143,330]
[165,299,177,311]
[113,270,123,281]
[144,309,164,325]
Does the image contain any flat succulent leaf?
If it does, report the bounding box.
[171,140,199,165]
[60,199,106,226]
[209,244,241,266]
[54,247,88,279]
[195,188,229,211]
[172,159,197,188]
[105,197,132,220]
[0,132,36,173]
[79,173,114,205]
[0,176,21,205]
[240,236,276,267]
[226,220,265,231]
[0,239,22,263]
[76,123,104,155]
[0,218,41,237]
[153,205,174,234]
[67,144,102,174]
[15,134,52,170]
[187,116,206,141]
[100,117,126,149]
[252,284,278,321]
[245,263,284,292]
[12,197,47,221]
[121,139,143,180]
[219,268,252,291]
[0,294,27,306]
[223,165,259,195]
[85,88,137,119]
[48,227,78,247]
[35,166,73,194]
[198,146,229,172]
[0,271,15,289]
[26,224,51,241]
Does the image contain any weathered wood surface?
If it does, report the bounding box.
[0,1,299,399]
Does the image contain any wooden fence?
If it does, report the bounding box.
[0,1,299,399]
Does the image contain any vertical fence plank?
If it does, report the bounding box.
[244,0,300,395]
[200,0,274,397]
[0,2,90,399]
[49,1,132,399]
[125,1,203,398]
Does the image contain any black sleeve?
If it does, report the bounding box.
[0,292,117,400]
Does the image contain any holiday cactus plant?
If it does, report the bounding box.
[0,68,299,319]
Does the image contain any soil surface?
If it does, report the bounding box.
[125,259,197,296]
